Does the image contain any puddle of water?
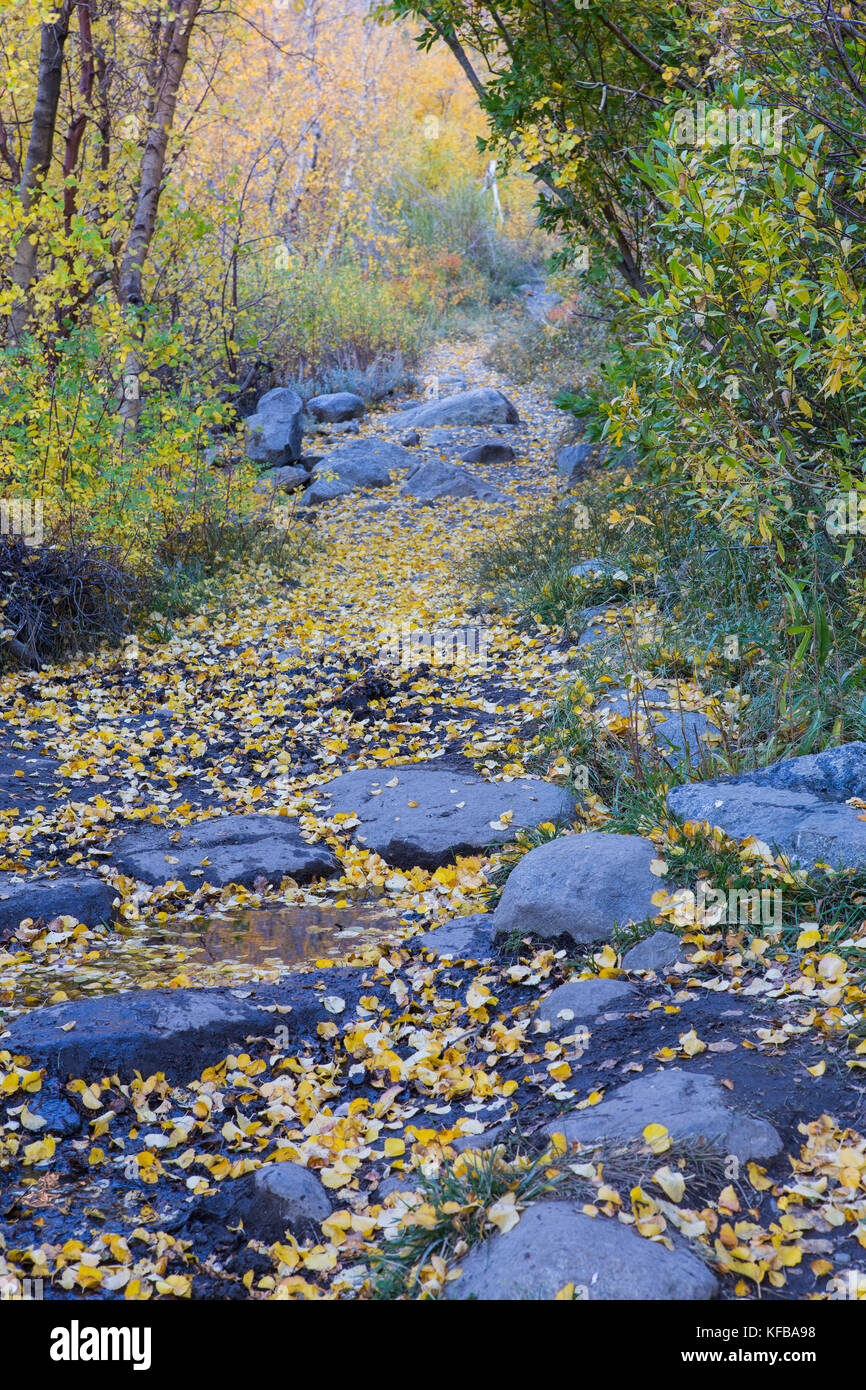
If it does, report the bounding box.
[182,904,406,967]
[3,903,415,1017]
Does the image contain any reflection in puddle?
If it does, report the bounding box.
[186,904,404,966]
[6,902,416,1016]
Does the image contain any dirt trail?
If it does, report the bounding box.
[0,340,571,1005]
[2,344,863,1304]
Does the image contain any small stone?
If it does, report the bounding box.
[254,464,307,492]
[198,1162,331,1241]
[623,931,689,973]
[459,442,516,465]
[301,475,353,506]
[377,1174,418,1203]
[556,441,606,478]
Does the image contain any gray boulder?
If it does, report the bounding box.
[596,688,718,764]
[535,977,636,1033]
[389,388,519,430]
[545,1069,783,1164]
[300,475,353,507]
[494,831,659,945]
[411,913,496,960]
[306,392,365,423]
[459,442,516,465]
[623,930,689,974]
[576,604,624,648]
[255,464,307,493]
[402,459,505,505]
[446,1202,717,1301]
[110,813,339,887]
[198,1162,330,1241]
[245,387,303,465]
[311,438,413,491]
[319,764,575,869]
[569,559,622,581]
[557,441,606,478]
[0,873,116,932]
[667,742,866,869]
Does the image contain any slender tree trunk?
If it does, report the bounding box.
[9,2,73,340]
[117,0,202,435]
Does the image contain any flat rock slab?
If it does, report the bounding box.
[2,984,323,1080]
[446,1202,717,1301]
[493,831,659,945]
[411,912,496,959]
[0,873,116,932]
[535,977,637,1033]
[0,748,62,811]
[667,741,866,868]
[319,764,575,869]
[196,1162,331,1241]
[110,813,339,887]
[545,1069,783,1164]
[389,388,519,430]
[623,930,690,974]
